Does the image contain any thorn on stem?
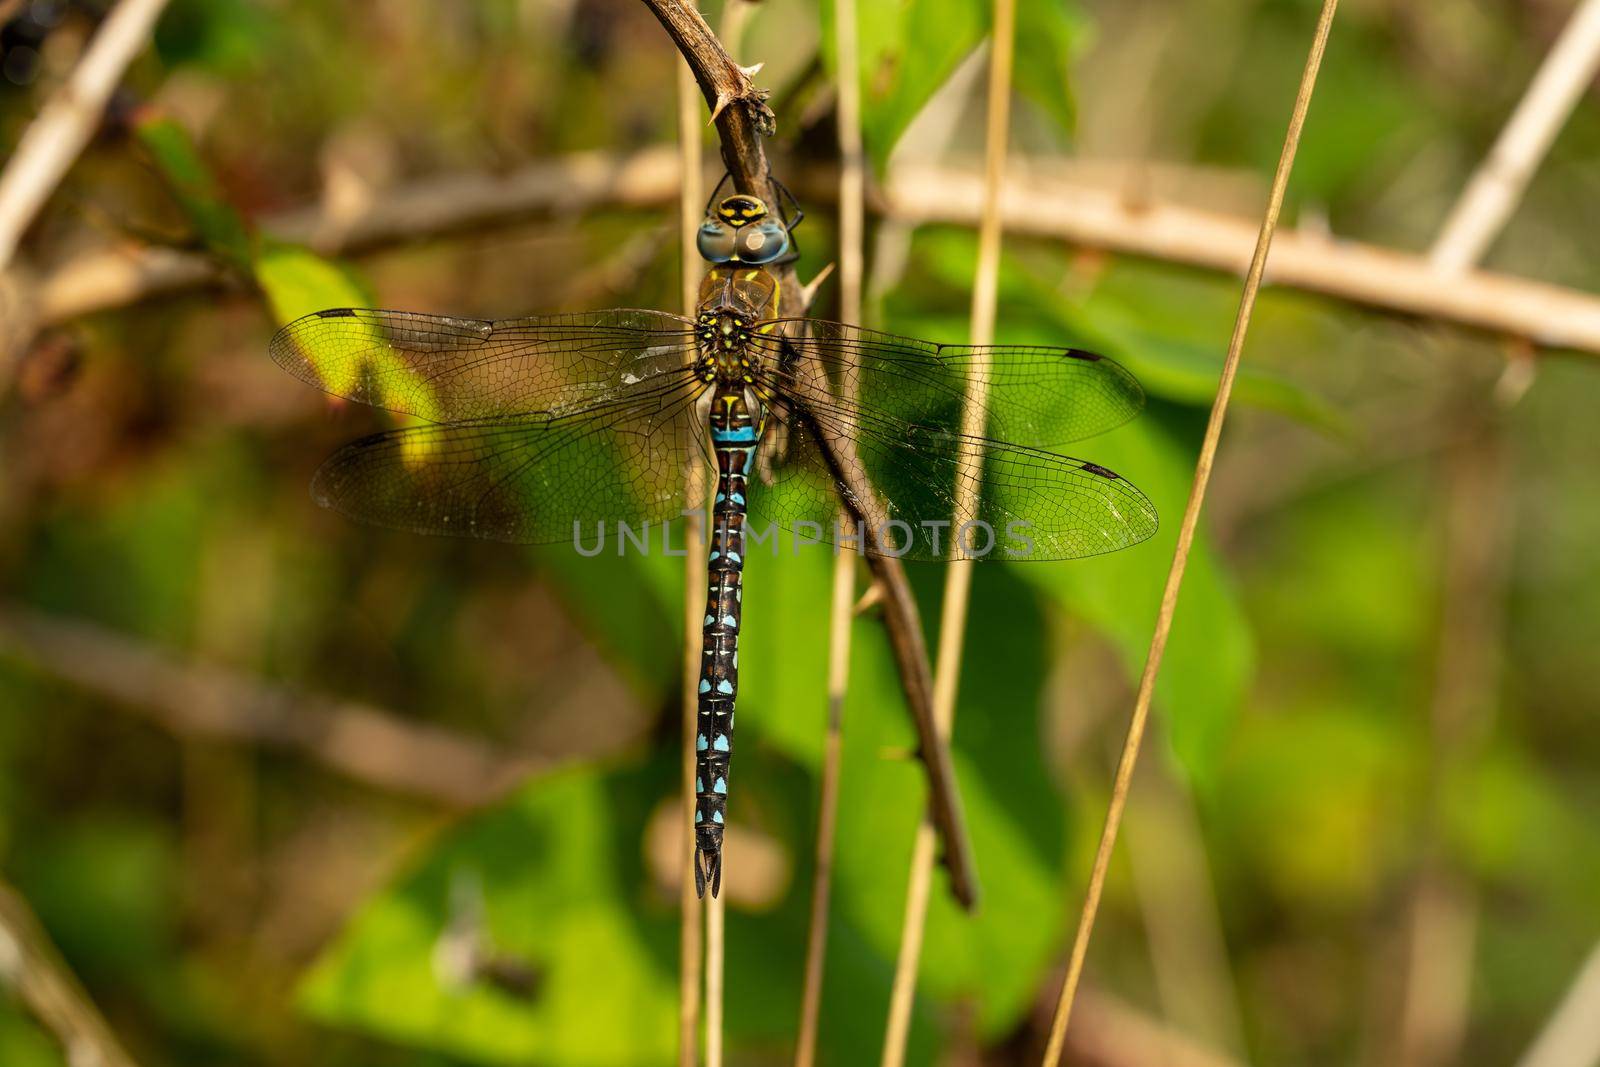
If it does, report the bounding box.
[798,262,836,308]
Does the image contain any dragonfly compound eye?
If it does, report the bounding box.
[736,219,789,265]
[697,220,737,263]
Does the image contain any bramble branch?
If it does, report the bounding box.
[26,150,1600,357]
[638,0,980,909]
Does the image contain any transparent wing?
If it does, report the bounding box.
[747,319,1143,447]
[744,379,1157,563]
[308,376,709,544]
[270,308,699,422]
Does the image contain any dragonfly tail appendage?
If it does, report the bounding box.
[693,844,723,899]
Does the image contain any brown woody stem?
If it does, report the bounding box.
[637,0,979,909]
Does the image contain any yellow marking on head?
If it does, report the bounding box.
[717,195,768,226]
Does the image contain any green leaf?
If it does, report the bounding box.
[1012,414,1255,785]
[300,766,680,1066]
[822,0,987,171]
[1013,0,1084,136]
[821,0,1084,169]
[133,112,255,274]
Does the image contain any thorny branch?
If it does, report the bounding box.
[637,0,979,909]
[24,149,1600,356]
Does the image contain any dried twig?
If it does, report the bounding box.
[638,0,979,909]
[0,879,141,1067]
[1428,0,1600,273]
[676,56,707,1067]
[0,604,555,806]
[882,1,1016,1062]
[32,151,1600,357]
[0,0,172,269]
[882,165,1600,355]
[794,0,866,1057]
[1040,2,1341,1061]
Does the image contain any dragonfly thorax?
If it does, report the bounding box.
[696,309,757,385]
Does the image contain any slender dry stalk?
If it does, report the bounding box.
[0,880,141,1067]
[881,2,1016,1063]
[794,4,867,1061]
[795,551,855,1067]
[0,0,173,268]
[705,891,726,1067]
[1428,0,1600,273]
[1040,3,1341,1062]
[677,57,707,1067]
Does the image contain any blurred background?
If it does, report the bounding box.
[1,1,1598,1065]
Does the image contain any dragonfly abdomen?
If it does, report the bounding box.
[693,390,759,898]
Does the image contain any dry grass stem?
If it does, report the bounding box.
[795,550,856,1067]
[0,0,173,269]
[881,2,1016,1063]
[705,890,726,1067]
[677,56,707,1067]
[794,0,865,1059]
[1040,2,1341,1061]
[0,880,142,1067]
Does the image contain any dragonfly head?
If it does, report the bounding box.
[698,195,790,265]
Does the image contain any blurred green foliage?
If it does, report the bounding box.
[2,1,1599,1066]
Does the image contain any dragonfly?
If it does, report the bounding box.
[269,185,1158,898]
